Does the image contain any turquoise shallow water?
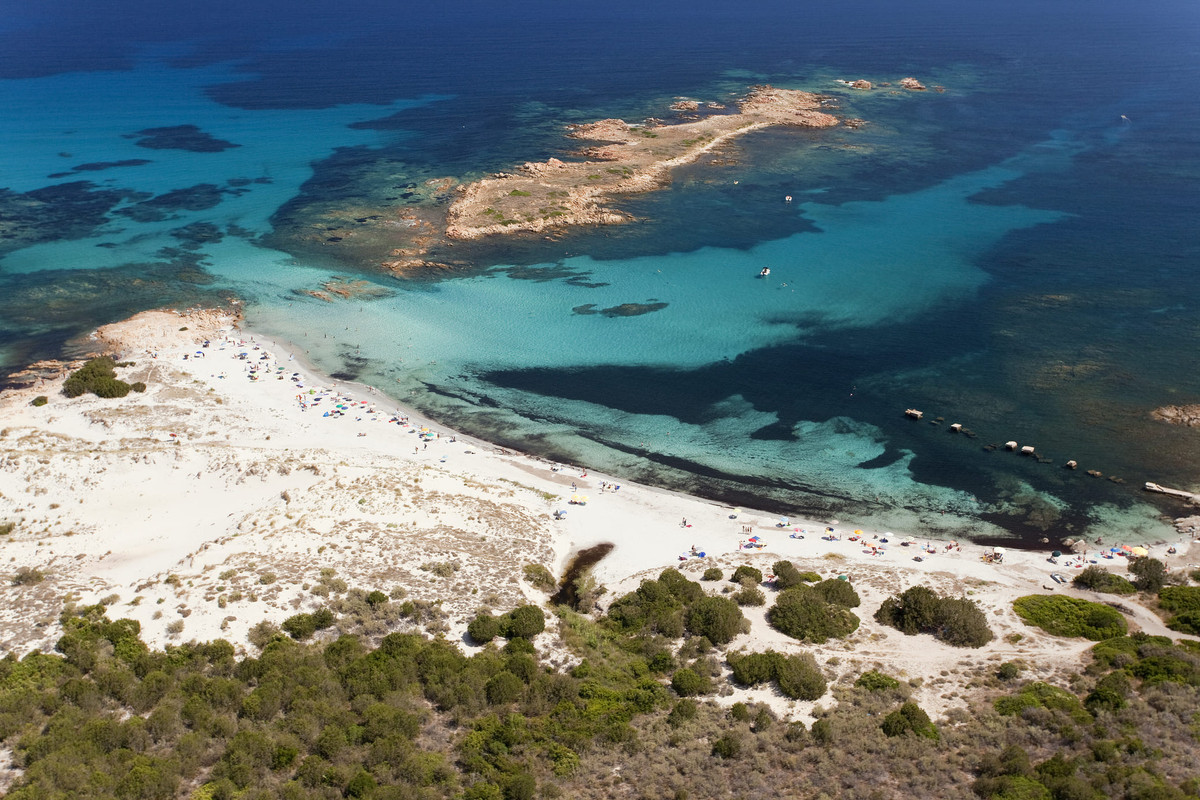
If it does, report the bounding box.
[1,0,1199,546]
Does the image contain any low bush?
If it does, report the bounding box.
[670,668,712,697]
[685,596,745,646]
[855,670,900,691]
[31,396,48,407]
[732,586,765,607]
[875,585,993,647]
[500,605,545,639]
[775,653,826,700]
[881,701,937,739]
[771,560,805,590]
[1012,595,1127,640]
[1071,565,1135,595]
[768,585,859,643]
[1158,586,1200,615]
[522,564,557,592]
[727,649,824,700]
[730,566,762,585]
[702,567,723,581]
[995,682,1089,723]
[468,613,500,644]
[62,357,137,399]
[11,566,46,586]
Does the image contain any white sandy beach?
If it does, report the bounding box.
[0,307,1196,720]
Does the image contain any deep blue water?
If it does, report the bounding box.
[2,0,1199,546]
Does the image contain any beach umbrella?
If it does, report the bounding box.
[1120,545,1133,552]
[1131,546,1148,557]
[854,529,863,535]
[1052,550,1062,558]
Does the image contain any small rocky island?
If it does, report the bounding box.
[381,86,842,273]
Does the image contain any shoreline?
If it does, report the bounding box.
[1,306,1197,721]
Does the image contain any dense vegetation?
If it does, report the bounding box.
[3,565,1200,799]
[767,579,860,643]
[62,357,146,399]
[1072,566,1136,595]
[875,586,994,648]
[1012,595,1128,641]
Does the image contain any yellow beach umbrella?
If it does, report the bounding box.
[1130,546,1149,557]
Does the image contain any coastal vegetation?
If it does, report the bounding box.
[767,579,861,643]
[0,583,1198,799]
[61,357,146,399]
[1072,566,1136,595]
[874,586,994,648]
[1012,595,1128,640]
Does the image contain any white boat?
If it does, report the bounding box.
[758,267,770,277]
[1051,572,1068,584]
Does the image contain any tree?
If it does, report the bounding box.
[771,560,805,590]
[767,586,859,643]
[670,667,711,697]
[500,606,545,639]
[468,613,500,644]
[775,653,826,700]
[730,566,763,585]
[881,701,938,739]
[685,596,745,646]
[1128,558,1166,594]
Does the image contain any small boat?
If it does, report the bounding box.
[1051,572,1068,584]
[758,267,771,277]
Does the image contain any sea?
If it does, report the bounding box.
[2,0,1198,547]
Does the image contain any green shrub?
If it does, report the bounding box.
[728,650,785,686]
[685,596,745,646]
[1166,610,1200,635]
[1084,670,1130,714]
[730,566,763,585]
[995,682,1089,723]
[711,733,741,759]
[997,662,1021,681]
[855,670,900,691]
[522,564,557,592]
[881,701,938,739]
[667,699,697,727]
[484,672,524,705]
[311,607,335,629]
[365,590,388,606]
[281,613,318,640]
[468,613,500,644]
[31,396,48,407]
[810,718,833,744]
[702,567,723,581]
[733,586,765,606]
[1128,557,1166,593]
[810,578,860,608]
[670,667,712,697]
[500,605,545,639]
[767,585,859,643]
[1071,566,1135,595]
[775,653,826,700]
[1012,595,1127,640]
[1159,586,1200,614]
[771,560,805,590]
[62,357,136,399]
[875,585,993,647]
